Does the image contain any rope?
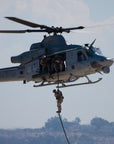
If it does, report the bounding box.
[57,72,59,90]
[58,113,71,144]
[57,73,70,144]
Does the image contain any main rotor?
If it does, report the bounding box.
[0,17,85,34]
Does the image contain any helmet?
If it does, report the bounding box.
[53,89,56,93]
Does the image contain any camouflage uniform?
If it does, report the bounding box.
[40,56,47,72]
[53,89,64,113]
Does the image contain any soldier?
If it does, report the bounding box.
[53,89,64,113]
[46,57,52,75]
[40,56,47,72]
[54,55,65,72]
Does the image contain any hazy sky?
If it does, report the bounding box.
[0,0,114,129]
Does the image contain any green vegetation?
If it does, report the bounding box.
[0,117,114,144]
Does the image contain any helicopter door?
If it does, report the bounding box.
[76,50,91,75]
[25,59,40,81]
[66,49,90,74]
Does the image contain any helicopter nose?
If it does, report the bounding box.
[105,58,114,66]
[91,57,113,74]
[99,57,114,67]
[100,58,113,73]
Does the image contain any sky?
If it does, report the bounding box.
[0,0,114,129]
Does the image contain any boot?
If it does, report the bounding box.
[56,110,61,113]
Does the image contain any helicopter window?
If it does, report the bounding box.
[77,51,86,61]
[94,48,103,56]
[86,49,94,57]
[20,71,24,75]
[86,48,103,56]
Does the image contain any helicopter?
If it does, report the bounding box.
[0,17,113,88]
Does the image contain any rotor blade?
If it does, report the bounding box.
[0,30,27,33]
[62,26,85,32]
[86,23,114,29]
[0,29,47,33]
[5,17,53,30]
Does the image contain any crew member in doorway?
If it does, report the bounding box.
[46,57,52,75]
[40,56,47,72]
[53,89,64,113]
[51,55,64,73]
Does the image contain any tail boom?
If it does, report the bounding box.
[0,66,25,82]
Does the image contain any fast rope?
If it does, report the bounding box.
[57,72,71,144]
[58,113,70,144]
[57,72,60,90]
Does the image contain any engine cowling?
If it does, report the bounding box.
[11,48,45,64]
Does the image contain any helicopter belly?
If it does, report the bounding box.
[32,66,94,83]
[32,71,71,83]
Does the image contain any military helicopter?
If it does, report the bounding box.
[0,17,113,88]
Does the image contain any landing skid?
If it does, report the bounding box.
[57,78,102,88]
[33,81,60,87]
[33,77,102,88]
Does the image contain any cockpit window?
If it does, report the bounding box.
[86,47,103,57]
[86,49,94,57]
[93,48,103,55]
[77,51,86,61]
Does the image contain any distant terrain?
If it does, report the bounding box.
[0,117,114,144]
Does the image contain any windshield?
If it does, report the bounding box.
[92,47,103,56]
[86,47,103,57]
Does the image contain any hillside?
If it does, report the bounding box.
[0,117,114,144]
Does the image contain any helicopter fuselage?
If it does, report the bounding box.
[0,38,113,86]
[0,35,113,87]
